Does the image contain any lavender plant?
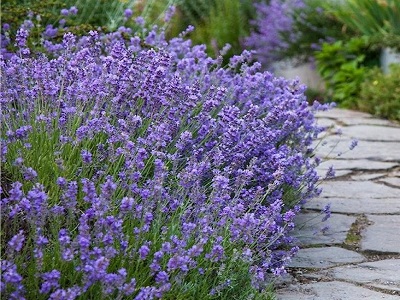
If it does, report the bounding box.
[1,12,328,299]
[244,0,304,69]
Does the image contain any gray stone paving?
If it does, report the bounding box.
[317,259,400,293]
[276,108,400,299]
[289,247,365,269]
[304,197,400,214]
[277,281,400,300]
[362,215,400,253]
[293,213,356,246]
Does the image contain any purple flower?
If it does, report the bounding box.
[7,230,25,252]
[120,197,135,212]
[167,255,189,272]
[60,9,69,16]
[44,25,58,39]
[124,9,133,18]
[349,139,358,150]
[164,6,176,23]
[81,149,92,164]
[23,167,37,181]
[283,210,296,222]
[93,256,109,274]
[15,125,32,139]
[27,184,47,213]
[155,271,169,284]
[6,182,24,203]
[56,177,67,187]
[15,28,29,48]
[58,229,71,245]
[135,16,145,26]
[69,6,78,15]
[40,270,61,294]
[1,260,25,298]
[321,203,331,222]
[14,157,24,166]
[138,244,150,260]
[325,166,335,178]
[244,0,303,68]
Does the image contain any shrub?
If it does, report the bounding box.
[0,15,328,299]
[314,36,380,107]
[357,64,400,121]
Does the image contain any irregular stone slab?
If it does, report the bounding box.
[319,181,400,199]
[293,213,356,246]
[338,118,396,126]
[289,247,365,269]
[316,109,396,126]
[362,215,400,253]
[316,118,338,129]
[351,173,386,181]
[319,259,400,293]
[314,138,400,161]
[273,273,296,288]
[317,159,399,171]
[305,197,400,214]
[316,108,375,119]
[379,177,400,188]
[342,125,400,142]
[276,281,400,300]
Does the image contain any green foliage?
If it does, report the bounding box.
[357,64,400,121]
[333,0,400,49]
[314,37,380,107]
[176,0,216,24]
[282,0,356,61]
[189,0,249,58]
[333,0,400,36]
[173,0,254,59]
[67,0,137,31]
[304,88,327,105]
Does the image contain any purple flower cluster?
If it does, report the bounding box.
[244,0,304,68]
[1,17,329,299]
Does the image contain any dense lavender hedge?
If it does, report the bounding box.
[1,14,329,299]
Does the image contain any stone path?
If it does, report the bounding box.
[276,108,400,299]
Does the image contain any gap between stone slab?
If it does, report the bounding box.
[285,258,400,296]
[344,214,369,251]
[321,166,400,182]
[377,180,400,190]
[293,213,400,260]
[298,276,400,297]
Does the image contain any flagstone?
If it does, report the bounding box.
[318,259,400,293]
[292,213,355,246]
[276,281,400,300]
[289,247,365,269]
[361,215,400,253]
[314,138,400,161]
[342,125,400,142]
[319,181,399,199]
[304,197,400,214]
